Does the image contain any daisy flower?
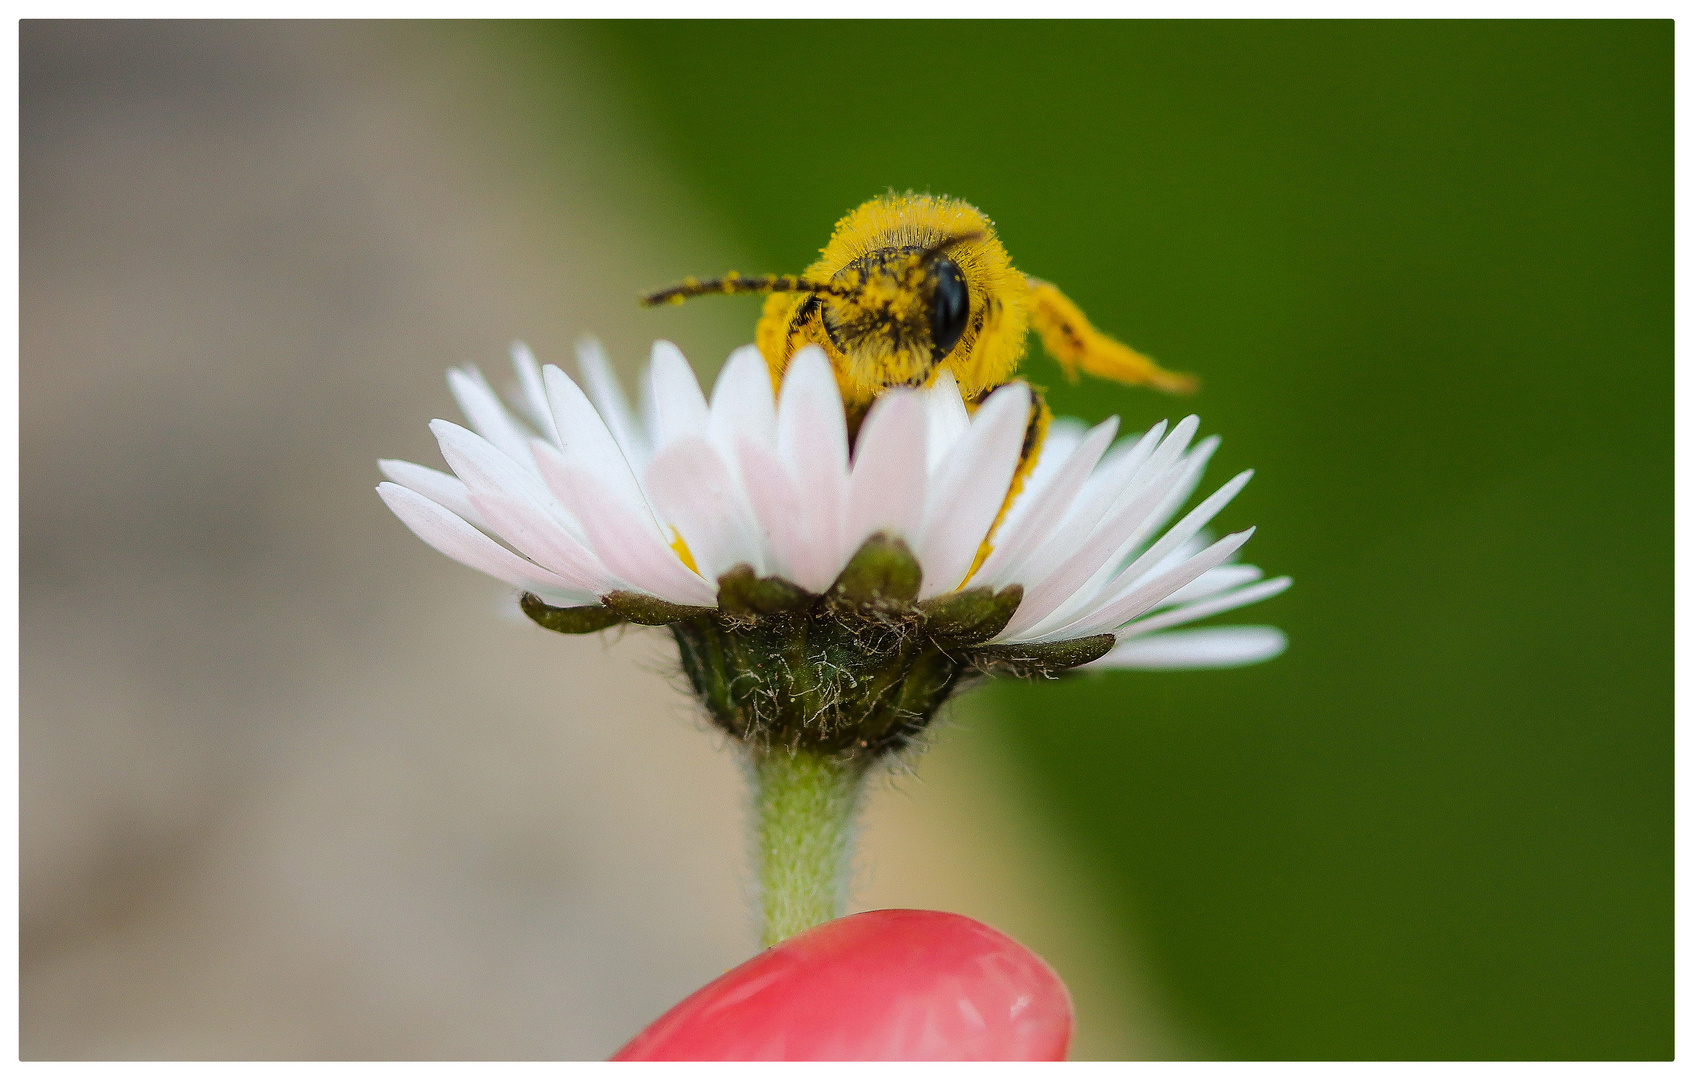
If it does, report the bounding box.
[379,341,1286,664]
[378,339,1289,942]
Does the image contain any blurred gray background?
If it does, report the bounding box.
[20,22,1175,1059]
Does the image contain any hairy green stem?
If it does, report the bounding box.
[753,749,871,947]
[522,545,1121,951]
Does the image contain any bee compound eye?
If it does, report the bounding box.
[927,258,969,360]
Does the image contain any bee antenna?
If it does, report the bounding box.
[639,272,851,308]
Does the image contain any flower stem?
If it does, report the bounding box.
[752,748,870,948]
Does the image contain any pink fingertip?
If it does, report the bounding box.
[612,909,1073,1061]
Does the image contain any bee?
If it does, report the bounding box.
[641,193,1197,550]
[642,192,1195,423]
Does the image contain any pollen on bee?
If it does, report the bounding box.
[644,191,1192,419]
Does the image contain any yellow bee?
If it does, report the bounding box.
[641,192,1197,434]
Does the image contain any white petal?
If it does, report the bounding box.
[973,416,1117,586]
[378,459,484,530]
[708,344,778,461]
[432,423,609,590]
[1130,415,1199,489]
[1146,532,1213,579]
[921,369,971,473]
[543,460,718,607]
[1058,419,1185,556]
[1120,434,1220,559]
[575,337,649,470]
[431,420,571,533]
[542,364,653,525]
[646,340,710,451]
[777,346,850,584]
[916,382,1031,598]
[1032,439,1225,634]
[1039,527,1257,641]
[1106,468,1254,599]
[1011,420,1168,590]
[1156,563,1263,608]
[466,487,615,593]
[1092,421,1167,498]
[997,448,1194,639]
[511,342,560,446]
[1089,626,1287,670]
[1033,417,1088,474]
[644,436,767,580]
[377,482,577,594]
[844,390,928,554]
[528,437,667,559]
[1074,415,1200,547]
[738,435,817,588]
[447,366,536,471]
[1110,441,1221,575]
[996,418,1088,539]
[1123,576,1292,637]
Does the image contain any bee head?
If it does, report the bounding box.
[820,232,982,392]
[637,225,987,399]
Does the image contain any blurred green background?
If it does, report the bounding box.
[552,21,1672,1059]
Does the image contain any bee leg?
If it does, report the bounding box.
[1025,278,1198,395]
[963,388,1051,585]
[1007,385,1051,524]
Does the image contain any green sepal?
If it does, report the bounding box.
[828,533,921,609]
[919,584,1023,645]
[519,592,625,635]
[967,633,1117,676]
[717,564,816,616]
[601,590,716,626]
